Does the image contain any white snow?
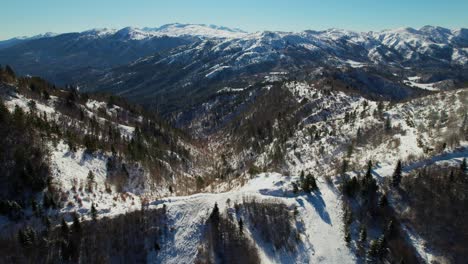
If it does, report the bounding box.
[404,77,440,91]
[150,173,355,264]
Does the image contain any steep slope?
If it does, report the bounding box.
[79,26,467,116]
[0,68,213,224]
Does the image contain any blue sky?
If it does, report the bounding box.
[2,0,467,40]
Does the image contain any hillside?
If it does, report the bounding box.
[0,23,467,264]
[0,62,466,262]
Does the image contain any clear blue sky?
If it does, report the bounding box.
[2,0,467,40]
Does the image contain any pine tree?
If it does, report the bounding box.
[210,203,219,224]
[347,144,353,158]
[238,217,244,234]
[341,159,348,175]
[292,182,299,194]
[307,173,318,191]
[72,213,81,234]
[365,160,373,179]
[367,239,379,260]
[392,160,402,187]
[359,225,367,243]
[87,171,95,192]
[344,229,351,244]
[379,194,388,207]
[91,203,97,221]
[385,116,392,131]
[356,127,362,143]
[61,218,69,237]
[461,158,467,175]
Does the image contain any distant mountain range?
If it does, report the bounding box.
[0,24,467,116]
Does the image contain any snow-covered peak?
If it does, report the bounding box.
[81,28,117,38]
[113,27,157,40]
[143,23,248,39]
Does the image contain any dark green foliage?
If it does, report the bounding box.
[343,176,359,197]
[400,164,468,262]
[342,203,353,246]
[1,71,193,198]
[87,171,95,192]
[359,225,367,243]
[0,98,50,208]
[361,161,378,198]
[91,203,97,221]
[301,173,318,193]
[385,116,392,131]
[379,194,388,208]
[341,159,349,174]
[292,182,299,194]
[71,213,81,234]
[0,200,23,220]
[210,202,220,224]
[461,158,467,175]
[238,217,244,234]
[61,218,69,237]
[392,160,402,187]
[1,207,167,263]
[17,226,36,249]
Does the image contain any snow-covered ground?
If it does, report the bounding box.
[150,173,355,264]
[404,76,440,91]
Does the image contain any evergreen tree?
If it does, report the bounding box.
[461,158,467,175]
[307,173,318,191]
[392,160,402,187]
[377,101,385,115]
[359,225,367,243]
[341,159,349,175]
[210,203,219,224]
[61,218,69,237]
[367,239,379,260]
[72,213,81,234]
[356,127,362,143]
[238,217,244,234]
[292,182,299,194]
[302,173,318,193]
[87,171,95,192]
[385,116,392,131]
[344,229,351,244]
[91,203,97,221]
[365,160,373,179]
[379,194,388,207]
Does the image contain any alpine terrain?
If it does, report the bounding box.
[0,22,467,264]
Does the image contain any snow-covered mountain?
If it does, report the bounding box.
[0,32,57,49]
[1,65,466,263]
[77,25,466,117]
[143,23,248,39]
[0,25,468,263]
[1,24,466,92]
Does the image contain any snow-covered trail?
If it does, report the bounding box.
[149,173,355,264]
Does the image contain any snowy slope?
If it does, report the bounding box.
[150,173,355,264]
[144,23,248,39]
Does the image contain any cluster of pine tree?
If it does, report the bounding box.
[292,170,318,194]
[341,160,419,263]
[0,207,167,263]
[398,161,468,262]
[195,203,260,264]
[0,99,50,219]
